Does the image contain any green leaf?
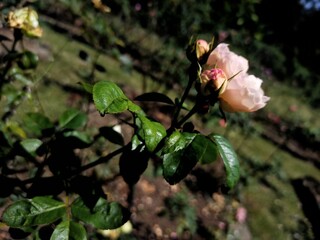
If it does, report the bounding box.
[99,126,124,146]
[210,134,240,189]
[63,130,92,145]
[78,81,93,94]
[50,221,87,240]
[2,196,66,228]
[20,138,42,157]
[189,135,218,164]
[71,197,129,230]
[161,131,198,184]
[6,121,26,138]
[24,112,54,136]
[135,114,166,152]
[127,101,143,114]
[131,134,144,151]
[161,131,196,155]
[59,109,87,130]
[134,92,174,105]
[93,81,130,114]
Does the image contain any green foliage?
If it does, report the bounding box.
[134,113,167,152]
[210,135,240,189]
[23,112,54,136]
[20,138,42,157]
[58,109,87,130]
[51,221,87,240]
[71,197,130,230]
[2,196,66,228]
[2,2,293,239]
[93,80,131,114]
[161,131,221,184]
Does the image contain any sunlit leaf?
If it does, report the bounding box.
[161,132,218,184]
[20,138,42,157]
[6,121,26,138]
[161,131,197,184]
[93,81,130,114]
[210,134,240,189]
[50,221,87,240]
[131,134,144,151]
[71,197,130,230]
[135,114,166,152]
[2,196,66,227]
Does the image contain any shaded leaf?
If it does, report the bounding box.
[63,130,92,146]
[69,175,105,210]
[27,177,64,198]
[93,81,130,114]
[120,145,149,184]
[210,134,240,189]
[24,112,54,136]
[71,197,130,230]
[78,81,93,94]
[0,176,17,198]
[50,221,87,240]
[2,196,66,228]
[99,126,124,146]
[59,109,87,130]
[134,92,174,105]
[8,228,32,239]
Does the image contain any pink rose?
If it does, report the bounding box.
[219,74,270,112]
[200,68,228,95]
[204,43,270,112]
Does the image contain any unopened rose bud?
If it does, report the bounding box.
[186,38,212,63]
[196,40,209,61]
[200,68,228,96]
